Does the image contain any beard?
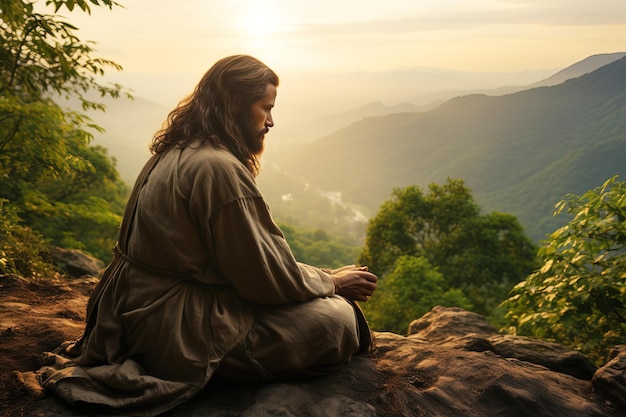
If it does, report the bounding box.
[243,123,268,156]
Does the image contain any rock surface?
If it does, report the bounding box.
[50,247,104,278]
[408,306,598,380]
[1,274,624,417]
[592,344,626,411]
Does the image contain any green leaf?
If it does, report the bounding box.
[539,259,554,274]
[502,176,626,364]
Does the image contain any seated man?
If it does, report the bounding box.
[30,54,377,417]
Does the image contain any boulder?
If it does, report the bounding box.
[408,306,499,340]
[408,306,597,380]
[371,332,614,417]
[487,333,597,380]
[50,247,104,278]
[592,344,626,410]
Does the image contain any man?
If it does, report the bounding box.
[31,55,377,416]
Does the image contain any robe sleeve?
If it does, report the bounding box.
[209,196,336,305]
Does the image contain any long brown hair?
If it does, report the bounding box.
[150,55,279,175]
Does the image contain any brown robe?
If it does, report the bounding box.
[32,143,363,416]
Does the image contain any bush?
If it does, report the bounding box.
[363,255,472,334]
[502,176,626,364]
[0,199,55,278]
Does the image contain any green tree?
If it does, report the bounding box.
[1,0,129,270]
[502,176,626,364]
[363,255,472,334]
[359,178,537,320]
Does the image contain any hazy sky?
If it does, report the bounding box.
[36,0,626,180]
[45,0,626,108]
[59,0,626,74]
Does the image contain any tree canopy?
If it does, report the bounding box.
[0,0,128,274]
[363,255,471,334]
[502,176,626,364]
[359,178,538,322]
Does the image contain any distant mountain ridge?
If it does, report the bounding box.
[91,53,621,185]
[422,52,626,100]
[273,56,626,242]
[530,52,626,87]
[271,53,626,146]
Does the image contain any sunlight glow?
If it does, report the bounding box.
[53,0,626,77]
[239,5,290,37]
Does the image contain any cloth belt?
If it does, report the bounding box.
[112,244,191,279]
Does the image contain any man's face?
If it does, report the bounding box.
[244,83,277,156]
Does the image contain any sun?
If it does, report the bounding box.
[239,2,294,37]
[239,6,285,37]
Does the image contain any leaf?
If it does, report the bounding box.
[539,259,554,274]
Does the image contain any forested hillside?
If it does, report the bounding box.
[274,56,626,241]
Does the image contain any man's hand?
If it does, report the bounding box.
[331,265,377,302]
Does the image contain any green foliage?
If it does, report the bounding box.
[502,176,626,364]
[362,255,472,334]
[0,0,125,108]
[0,0,128,269]
[279,222,360,269]
[0,199,55,278]
[359,178,538,321]
[0,87,127,263]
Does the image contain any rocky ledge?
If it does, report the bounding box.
[165,306,624,417]
[1,271,624,416]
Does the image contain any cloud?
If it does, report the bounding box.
[54,0,626,77]
[486,0,626,25]
[279,0,626,40]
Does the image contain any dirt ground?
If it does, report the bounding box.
[0,274,96,417]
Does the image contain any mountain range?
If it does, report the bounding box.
[269,54,626,242]
[84,52,626,243]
